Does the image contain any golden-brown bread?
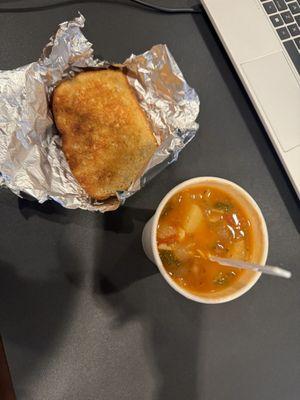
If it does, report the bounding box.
[52,69,157,200]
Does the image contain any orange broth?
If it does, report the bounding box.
[157,185,254,295]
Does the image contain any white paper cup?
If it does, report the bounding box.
[142,177,269,304]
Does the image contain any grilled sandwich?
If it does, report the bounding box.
[52,69,157,200]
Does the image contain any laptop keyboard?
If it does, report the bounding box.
[261,0,300,73]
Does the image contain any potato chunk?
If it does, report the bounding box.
[182,204,204,234]
[230,240,246,260]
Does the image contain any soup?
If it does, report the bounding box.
[157,185,254,295]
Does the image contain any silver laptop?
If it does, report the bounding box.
[201,0,300,198]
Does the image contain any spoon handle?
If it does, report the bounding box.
[210,256,292,279]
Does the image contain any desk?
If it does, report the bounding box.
[0,1,299,399]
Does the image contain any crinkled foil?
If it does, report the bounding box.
[0,14,199,212]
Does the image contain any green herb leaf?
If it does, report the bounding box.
[213,271,236,286]
[159,250,181,267]
[214,202,232,212]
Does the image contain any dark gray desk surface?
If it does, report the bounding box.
[0,1,299,399]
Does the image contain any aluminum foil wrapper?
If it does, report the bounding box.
[0,14,199,212]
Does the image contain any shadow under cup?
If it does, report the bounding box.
[142,177,269,304]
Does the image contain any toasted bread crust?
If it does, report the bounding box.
[52,69,157,200]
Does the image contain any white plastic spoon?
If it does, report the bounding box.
[209,256,292,279]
